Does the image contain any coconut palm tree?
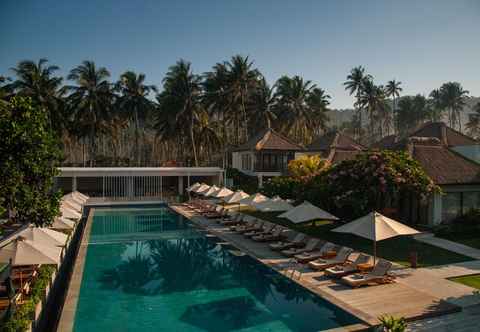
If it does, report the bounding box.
[466,102,480,139]
[224,55,260,143]
[156,60,202,166]
[10,59,66,132]
[439,82,469,131]
[116,71,157,165]
[307,87,330,137]
[247,77,277,131]
[358,79,388,142]
[67,60,114,165]
[343,66,371,138]
[385,80,402,135]
[275,75,326,144]
[428,89,444,122]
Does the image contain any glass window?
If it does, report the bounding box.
[441,192,462,222]
[463,192,480,214]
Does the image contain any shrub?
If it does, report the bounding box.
[261,176,302,200]
[226,167,258,193]
[377,315,407,332]
[287,155,330,179]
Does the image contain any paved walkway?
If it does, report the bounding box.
[416,235,480,260]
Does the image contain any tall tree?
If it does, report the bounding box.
[67,61,113,166]
[395,95,430,135]
[275,75,329,144]
[343,66,371,138]
[428,89,445,122]
[156,60,202,166]
[384,80,402,135]
[247,77,277,131]
[466,102,480,139]
[224,55,260,143]
[358,79,388,142]
[10,59,66,132]
[439,82,469,131]
[116,71,157,165]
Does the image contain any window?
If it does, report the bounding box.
[463,192,480,214]
[241,154,252,170]
[441,193,461,222]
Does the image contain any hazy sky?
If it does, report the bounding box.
[1,0,479,108]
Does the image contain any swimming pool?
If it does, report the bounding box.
[72,207,361,331]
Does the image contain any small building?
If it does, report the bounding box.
[302,131,366,164]
[230,128,304,186]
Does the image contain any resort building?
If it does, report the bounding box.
[374,122,480,226]
[300,131,366,164]
[230,128,304,186]
[55,167,224,199]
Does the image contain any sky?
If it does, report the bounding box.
[1,0,479,109]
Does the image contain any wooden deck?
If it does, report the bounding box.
[171,204,461,330]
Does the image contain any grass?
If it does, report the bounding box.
[449,274,480,289]
[440,234,480,250]
[242,209,473,267]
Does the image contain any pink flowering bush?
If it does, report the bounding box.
[301,151,440,220]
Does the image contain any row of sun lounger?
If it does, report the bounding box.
[182,199,395,288]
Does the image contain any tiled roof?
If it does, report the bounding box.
[373,122,478,150]
[308,131,365,152]
[233,128,304,152]
[410,139,480,185]
[411,122,478,147]
[328,150,364,164]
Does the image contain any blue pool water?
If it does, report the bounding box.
[73,207,360,331]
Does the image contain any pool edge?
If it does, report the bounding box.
[56,208,95,332]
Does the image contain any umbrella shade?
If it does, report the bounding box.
[203,185,220,197]
[62,199,82,213]
[278,201,339,223]
[239,193,269,207]
[332,211,419,242]
[0,238,62,266]
[194,184,210,194]
[256,199,293,212]
[223,191,249,204]
[72,191,89,202]
[17,226,68,247]
[332,211,420,264]
[51,217,75,230]
[63,193,85,206]
[60,207,82,220]
[186,182,201,192]
[212,187,234,198]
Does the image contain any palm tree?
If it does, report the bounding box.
[275,75,327,144]
[466,102,480,139]
[307,87,330,137]
[224,55,260,143]
[247,77,277,131]
[428,89,444,122]
[439,82,469,131]
[156,60,202,166]
[10,59,66,132]
[343,66,371,138]
[67,61,113,166]
[384,80,402,135]
[358,79,388,142]
[0,76,13,108]
[116,71,157,165]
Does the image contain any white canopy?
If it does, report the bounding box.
[212,187,234,198]
[186,182,201,192]
[17,226,68,247]
[72,191,89,202]
[51,217,76,230]
[203,185,221,197]
[0,237,62,266]
[278,201,339,223]
[332,211,420,263]
[193,183,210,194]
[223,191,249,204]
[256,199,293,212]
[60,206,82,220]
[239,193,269,207]
[61,200,82,213]
[63,192,86,205]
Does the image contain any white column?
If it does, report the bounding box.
[258,174,263,188]
[72,176,77,192]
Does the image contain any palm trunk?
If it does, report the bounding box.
[190,117,198,166]
[134,107,140,166]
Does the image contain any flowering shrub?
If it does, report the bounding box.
[302,150,440,220]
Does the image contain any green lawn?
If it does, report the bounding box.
[449,274,480,289]
[440,234,480,250]
[243,209,473,267]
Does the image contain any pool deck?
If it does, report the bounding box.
[170,205,463,330]
[57,208,95,332]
